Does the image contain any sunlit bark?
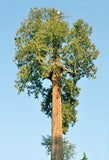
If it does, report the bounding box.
[51,42,63,160]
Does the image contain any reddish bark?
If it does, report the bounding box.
[51,43,63,160]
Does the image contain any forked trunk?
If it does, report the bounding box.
[51,42,63,160]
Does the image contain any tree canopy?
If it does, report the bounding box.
[14,7,99,134]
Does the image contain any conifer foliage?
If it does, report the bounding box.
[81,153,88,160]
[14,7,99,160]
[41,135,76,160]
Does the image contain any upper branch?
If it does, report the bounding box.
[60,65,77,77]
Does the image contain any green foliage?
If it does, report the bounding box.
[41,135,51,155]
[62,19,99,81]
[63,138,76,160]
[61,79,80,133]
[81,152,88,160]
[41,135,76,160]
[14,7,99,134]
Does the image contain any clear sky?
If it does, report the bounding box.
[0,0,109,160]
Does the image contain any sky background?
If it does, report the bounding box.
[0,0,109,160]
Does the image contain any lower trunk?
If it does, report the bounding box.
[51,67,63,160]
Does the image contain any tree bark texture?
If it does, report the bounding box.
[51,42,63,160]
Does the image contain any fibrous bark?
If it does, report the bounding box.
[51,42,63,160]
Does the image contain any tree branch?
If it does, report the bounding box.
[60,65,77,77]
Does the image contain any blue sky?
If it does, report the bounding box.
[0,0,109,160]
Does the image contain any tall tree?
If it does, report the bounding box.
[14,7,99,160]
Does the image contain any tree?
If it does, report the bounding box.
[81,153,88,160]
[41,135,76,160]
[14,7,99,160]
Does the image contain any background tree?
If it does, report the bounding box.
[81,153,88,160]
[41,135,76,160]
[14,7,99,160]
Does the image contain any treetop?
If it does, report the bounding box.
[14,7,99,133]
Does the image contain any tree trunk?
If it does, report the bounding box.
[51,42,63,160]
